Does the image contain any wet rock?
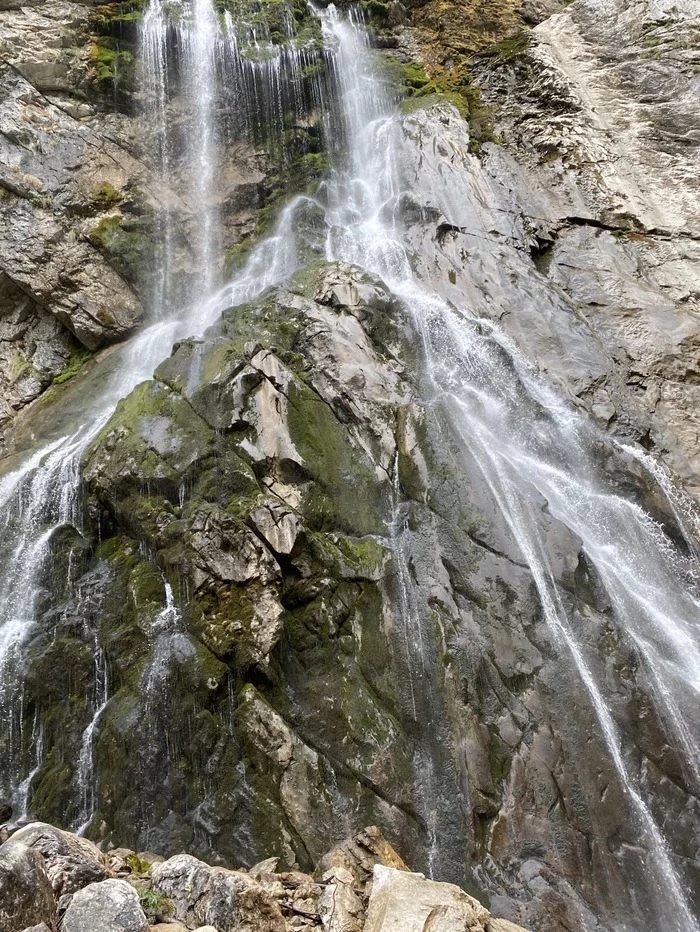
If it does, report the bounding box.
[10,821,107,896]
[0,840,55,932]
[61,878,149,932]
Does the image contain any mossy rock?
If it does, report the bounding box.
[88,214,156,286]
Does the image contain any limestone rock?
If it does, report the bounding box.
[0,840,55,932]
[61,878,149,932]
[151,854,286,932]
[317,826,410,889]
[318,867,364,932]
[10,821,107,896]
[363,865,524,932]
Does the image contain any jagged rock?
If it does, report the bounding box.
[317,826,410,889]
[317,867,364,932]
[10,821,107,896]
[61,879,149,932]
[151,854,286,932]
[20,925,52,932]
[0,840,55,932]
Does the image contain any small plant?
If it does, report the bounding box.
[137,886,174,920]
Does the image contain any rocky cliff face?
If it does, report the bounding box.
[1,1,699,931]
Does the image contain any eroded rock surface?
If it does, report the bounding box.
[61,878,150,932]
[10,821,107,897]
[0,840,55,932]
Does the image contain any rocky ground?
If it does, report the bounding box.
[0,820,526,932]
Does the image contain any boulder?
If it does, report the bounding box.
[0,839,55,932]
[10,822,107,896]
[21,925,52,932]
[318,867,364,932]
[61,879,149,932]
[151,854,286,932]
[316,826,409,889]
[363,865,527,932]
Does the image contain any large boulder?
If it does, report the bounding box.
[364,865,527,932]
[151,854,286,932]
[10,822,107,896]
[0,839,55,932]
[61,878,149,932]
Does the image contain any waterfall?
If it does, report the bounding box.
[316,8,700,929]
[0,2,698,928]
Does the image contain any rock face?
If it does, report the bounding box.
[1,0,700,931]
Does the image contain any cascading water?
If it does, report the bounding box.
[0,0,329,828]
[315,8,700,929]
[0,3,698,929]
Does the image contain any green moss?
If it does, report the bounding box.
[391,57,496,152]
[216,0,322,49]
[479,31,530,62]
[224,236,254,277]
[88,2,146,107]
[286,379,385,536]
[360,0,389,18]
[89,37,135,87]
[92,182,123,209]
[88,214,154,285]
[53,346,93,385]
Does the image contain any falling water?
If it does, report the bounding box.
[0,3,698,928]
[317,7,700,929]
[75,647,109,835]
[0,0,328,821]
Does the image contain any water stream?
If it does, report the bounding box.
[0,2,698,928]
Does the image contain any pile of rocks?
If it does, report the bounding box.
[0,821,526,932]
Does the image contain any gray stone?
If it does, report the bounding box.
[151,855,286,932]
[0,839,55,932]
[61,878,149,932]
[10,821,107,896]
[363,865,525,932]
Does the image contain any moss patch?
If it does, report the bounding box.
[53,346,93,385]
[390,57,496,152]
[88,214,155,285]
